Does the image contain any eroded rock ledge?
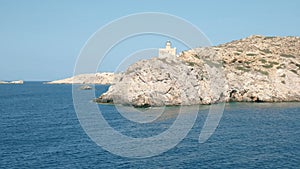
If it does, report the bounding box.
[95,35,300,107]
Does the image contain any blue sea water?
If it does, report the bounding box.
[0,82,299,168]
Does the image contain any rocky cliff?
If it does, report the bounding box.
[45,72,115,85]
[96,35,300,107]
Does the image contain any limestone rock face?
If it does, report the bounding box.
[96,35,300,106]
[216,35,300,102]
[96,55,226,107]
[46,72,115,85]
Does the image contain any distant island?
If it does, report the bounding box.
[95,35,300,107]
[0,80,24,84]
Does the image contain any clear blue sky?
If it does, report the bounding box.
[0,0,299,81]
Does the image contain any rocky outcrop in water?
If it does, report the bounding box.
[96,35,300,107]
[45,72,115,85]
[80,85,92,90]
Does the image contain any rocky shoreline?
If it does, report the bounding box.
[95,35,300,107]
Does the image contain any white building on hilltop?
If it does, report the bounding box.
[159,41,176,58]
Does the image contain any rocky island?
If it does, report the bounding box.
[95,35,300,107]
[0,80,24,84]
[45,72,115,85]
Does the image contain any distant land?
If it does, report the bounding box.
[95,35,300,107]
[45,72,114,85]
[0,80,24,84]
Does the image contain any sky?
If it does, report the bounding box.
[0,0,299,81]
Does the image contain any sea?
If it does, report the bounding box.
[0,82,299,168]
